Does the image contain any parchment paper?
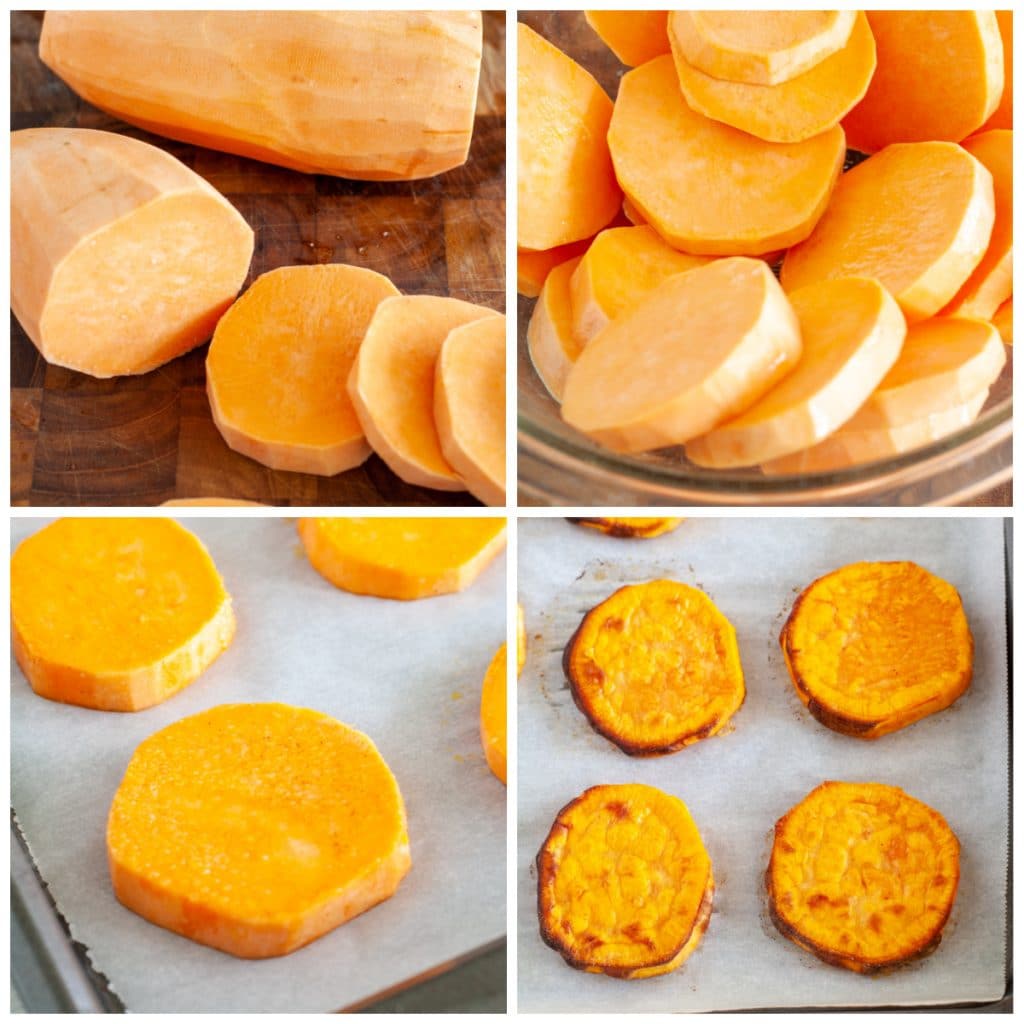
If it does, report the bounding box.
[517,517,1008,1012]
[11,517,507,1013]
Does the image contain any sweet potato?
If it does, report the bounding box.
[518,23,622,250]
[569,517,683,539]
[516,604,527,675]
[517,240,590,298]
[583,11,670,67]
[40,12,483,181]
[671,13,875,144]
[980,11,1013,132]
[768,782,959,972]
[621,196,647,226]
[297,517,506,601]
[480,644,507,784]
[942,130,1013,320]
[348,296,497,491]
[206,264,399,476]
[11,128,252,378]
[564,580,744,755]
[108,703,410,958]
[538,784,713,978]
[608,56,844,256]
[993,298,1013,344]
[781,143,996,323]
[12,518,234,711]
[686,278,906,469]
[434,315,507,506]
[569,226,709,345]
[670,10,857,86]
[561,258,801,453]
[527,255,584,402]
[843,12,1004,153]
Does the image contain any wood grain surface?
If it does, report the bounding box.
[11,11,506,507]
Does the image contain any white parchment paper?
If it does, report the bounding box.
[11,517,507,1013]
[517,517,1008,1012]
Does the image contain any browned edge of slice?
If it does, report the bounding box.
[568,517,676,539]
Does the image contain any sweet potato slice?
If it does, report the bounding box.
[980,11,1013,132]
[538,784,713,978]
[608,56,844,256]
[569,517,683,539]
[781,143,996,323]
[941,130,1013,320]
[297,517,505,601]
[527,256,584,402]
[348,295,496,491]
[993,298,1013,345]
[107,703,410,958]
[517,240,590,298]
[670,11,857,86]
[621,196,647,226]
[781,561,973,738]
[686,278,906,469]
[569,226,709,345]
[516,604,527,674]
[518,23,622,250]
[12,518,234,712]
[206,264,399,476]
[583,11,670,67]
[843,12,1004,153]
[561,257,802,453]
[671,13,875,144]
[564,580,744,755]
[768,781,960,973]
[434,315,507,506]
[11,128,253,378]
[480,644,507,784]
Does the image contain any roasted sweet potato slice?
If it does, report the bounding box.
[780,561,972,738]
[527,255,584,402]
[569,517,683,539]
[538,784,713,978]
[564,580,744,755]
[12,518,234,712]
[516,603,527,674]
[480,643,507,784]
[768,781,960,973]
[107,703,410,958]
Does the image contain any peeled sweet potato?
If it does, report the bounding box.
[527,255,584,402]
[993,298,1013,345]
[480,644,507,784]
[583,11,670,67]
[980,11,1013,132]
[517,240,590,298]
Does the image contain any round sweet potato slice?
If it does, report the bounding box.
[107,703,410,958]
[538,783,713,979]
[781,561,973,739]
[768,781,960,973]
[12,518,234,712]
[569,517,683,539]
[480,643,507,784]
[564,580,744,755]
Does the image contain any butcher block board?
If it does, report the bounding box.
[11,11,506,507]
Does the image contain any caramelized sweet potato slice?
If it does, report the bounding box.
[780,561,973,738]
[480,644,507,784]
[768,781,960,972]
[108,703,410,958]
[564,580,744,755]
[569,517,683,539]
[538,784,713,978]
[584,11,670,67]
[527,255,584,402]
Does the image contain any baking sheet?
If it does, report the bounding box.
[517,517,1008,1012]
[10,516,507,1013]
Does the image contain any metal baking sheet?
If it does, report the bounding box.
[517,517,1008,1012]
[10,516,506,1013]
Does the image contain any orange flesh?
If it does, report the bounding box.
[480,644,507,784]
[527,255,584,402]
[992,298,1013,344]
[517,239,590,298]
[980,11,1013,132]
[583,11,670,67]
[572,517,683,538]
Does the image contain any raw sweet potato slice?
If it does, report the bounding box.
[941,130,1013,320]
[768,782,960,972]
[434,315,507,506]
[781,561,973,738]
[11,128,253,378]
[569,517,683,539]
[686,278,906,468]
[671,13,875,144]
[608,56,845,256]
[561,257,802,453]
[206,264,399,476]
[564,580,744,755]
[993,298,1013,345]
[670,11,857,86]
[781,143,996,323]
[517,240,590,298]
[527,256,584,402]
[621,196,647,226]
[348,295,497,491]
[107,703,410,958]
[980,11,1013,132]
[569,226,710,345]
[538,784,713,978]
[583,11,670,67]
[843,12,1004,153]
[518,23,622,250]
[297,517,505,601]
[12,518,234,712]
[480,644,507,784]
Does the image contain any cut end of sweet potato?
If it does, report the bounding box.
[480,643,507,784]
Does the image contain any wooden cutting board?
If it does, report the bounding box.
[11,12,506,507]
